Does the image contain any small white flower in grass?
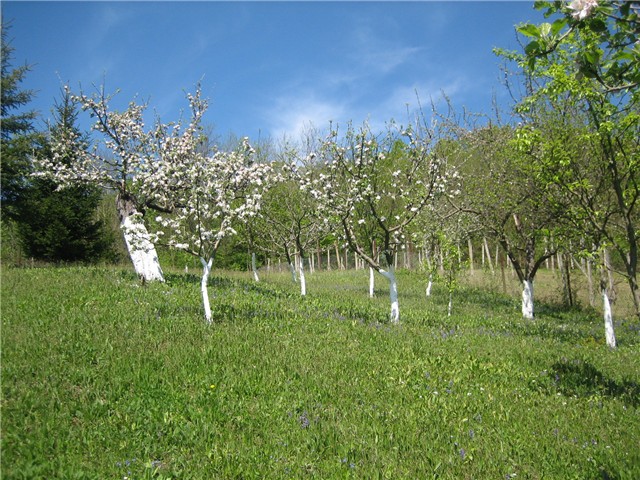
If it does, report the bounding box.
[358,219,366,225]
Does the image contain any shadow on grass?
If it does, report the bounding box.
[164,272,293,299]
[550,358,639,407]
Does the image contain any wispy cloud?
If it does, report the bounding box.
[264,92,348,142]
[260,19,426,139]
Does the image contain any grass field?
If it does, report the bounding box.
[1,265,639,479]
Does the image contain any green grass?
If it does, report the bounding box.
[2,266,639,479]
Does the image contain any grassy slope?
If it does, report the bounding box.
[1,266,639,479]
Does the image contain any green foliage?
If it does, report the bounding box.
[497,0,640,317]
[2,267,639,478]
[14,182,113,263]
[1,23,114,264]
[1,20,38,218]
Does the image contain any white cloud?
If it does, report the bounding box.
[265,93,348,142]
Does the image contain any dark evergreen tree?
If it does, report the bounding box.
[1,21,113,262]
[1,19,39,219]
[16,89,114,262]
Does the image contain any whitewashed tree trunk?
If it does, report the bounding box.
[200,256,213,323]
[522,279,534,320]
[448,292,453,317]
[426,273,433,297]
[251,252,259,282]
[299,256,306,296]
[602,288,617,348]
[119,208,164,283]
[289,262,297,283]
[380,266,400,323]
[369,266,375,298]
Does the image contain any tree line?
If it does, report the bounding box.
[1,2,637,344]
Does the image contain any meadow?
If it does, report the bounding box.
[1,265,639,479]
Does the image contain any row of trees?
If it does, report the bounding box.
[3,3,638,347]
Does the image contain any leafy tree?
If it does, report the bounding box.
[455,123,566,319]
[15,89,112,262]
[502,0,639,322]
[314,119,454,323]
[1,19,38,220]
[32,85,212,281]
[148,105,273,322]
[1,21,111,263]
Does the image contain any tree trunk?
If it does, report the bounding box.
[604,248,616,302]
[117,194,164,282]
[500,251,507,295]
[586,257,595,307]
[448,292,453,317]
[483,237,495,274]
[426,273,433,297]
[380,266,400,323]
[200,256,213,323]
[335,243,343,270]
[468,238,474,275]
[251,252,259,282]
[559,253,574,307]
[522,279,534,320]
[299,255,306,296]
[602,287,617,348]
[289,262,297,282]
[369,266,375,298]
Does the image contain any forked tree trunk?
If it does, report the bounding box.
[117,194,164,282]
[522,279,534,320]
[380,265,399,323]
[200,256,213,323]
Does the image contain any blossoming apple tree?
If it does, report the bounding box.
[148,128,273,323]
[313,120,454,323]
[33,85,207,282]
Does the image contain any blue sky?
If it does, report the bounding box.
[3,1,545,143]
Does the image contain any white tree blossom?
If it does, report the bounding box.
[568,0,598,20]
[313,119,455,323]
[147,128,273,322]
[32,85,207,282]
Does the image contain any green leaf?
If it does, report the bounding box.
[583,49,602,66]
[588,18,607,33]
[517,23,541,39]
[539,23,552,38]
[525,41,541,57]
[551,18,567,36]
